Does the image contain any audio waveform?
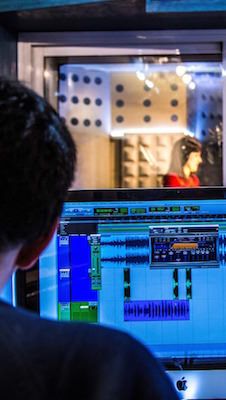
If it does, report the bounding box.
[101,255,149,264]
[101,237,149,248]
[124,300,190,321]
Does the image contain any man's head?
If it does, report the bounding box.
[0,78,76,284]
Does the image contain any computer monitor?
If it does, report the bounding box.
[38,187,226,377]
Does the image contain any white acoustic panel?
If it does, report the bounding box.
[58,65,113,189]
[111,72,187,132]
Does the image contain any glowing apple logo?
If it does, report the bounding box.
[176,377,188,391]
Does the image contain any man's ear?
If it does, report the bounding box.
[16,219,59,270]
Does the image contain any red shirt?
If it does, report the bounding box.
[163,173,200,188]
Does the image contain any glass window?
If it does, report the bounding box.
[44,54,223,189]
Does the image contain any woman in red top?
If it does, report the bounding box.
[163,136,202,188]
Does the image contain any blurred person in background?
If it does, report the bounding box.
[163,136,202,187]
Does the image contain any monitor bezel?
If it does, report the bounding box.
[66,186,226,203]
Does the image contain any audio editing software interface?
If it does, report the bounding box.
[39,192,226,361]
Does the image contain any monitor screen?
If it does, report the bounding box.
[39,187,226,366]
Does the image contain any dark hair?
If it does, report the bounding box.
[168,136,202,176]
[0,78,76,250]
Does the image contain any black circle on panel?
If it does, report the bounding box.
[143,99,152,107]
[72,74,79,82]
[59,94,67,103]
[201,111,206,119]
[59,73,66,81]
[202,130,206,137]
[95,98,102,106]
[95,119,102,127]
[218,114,222,120]
[71,117,79,126]
[116,99,124,108]
[116,115,124,123]
[83,97,91,105]
[83,76,91,84]
[115,84,124,92]
[210,95,215,101]
[209,113,215,120]
[171,114,178,122]
[95,77,102,85]
[171,99,178,107]
[170,83,178,91]
[84,119,91,127]
[144,115,151,123]
[71,96,79,104]
[201,94,206,100]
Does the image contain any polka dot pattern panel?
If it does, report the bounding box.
[58,65,110,135]
[59,67,187,135]
[111,72,186,131]
[58,65,112,190]
[187,72,222,142]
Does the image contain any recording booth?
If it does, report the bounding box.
[16,186,226,399]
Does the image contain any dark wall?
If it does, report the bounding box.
[0,24,16,78]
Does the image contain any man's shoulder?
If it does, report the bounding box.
[0,301,179,399]
[0,300,145,351]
